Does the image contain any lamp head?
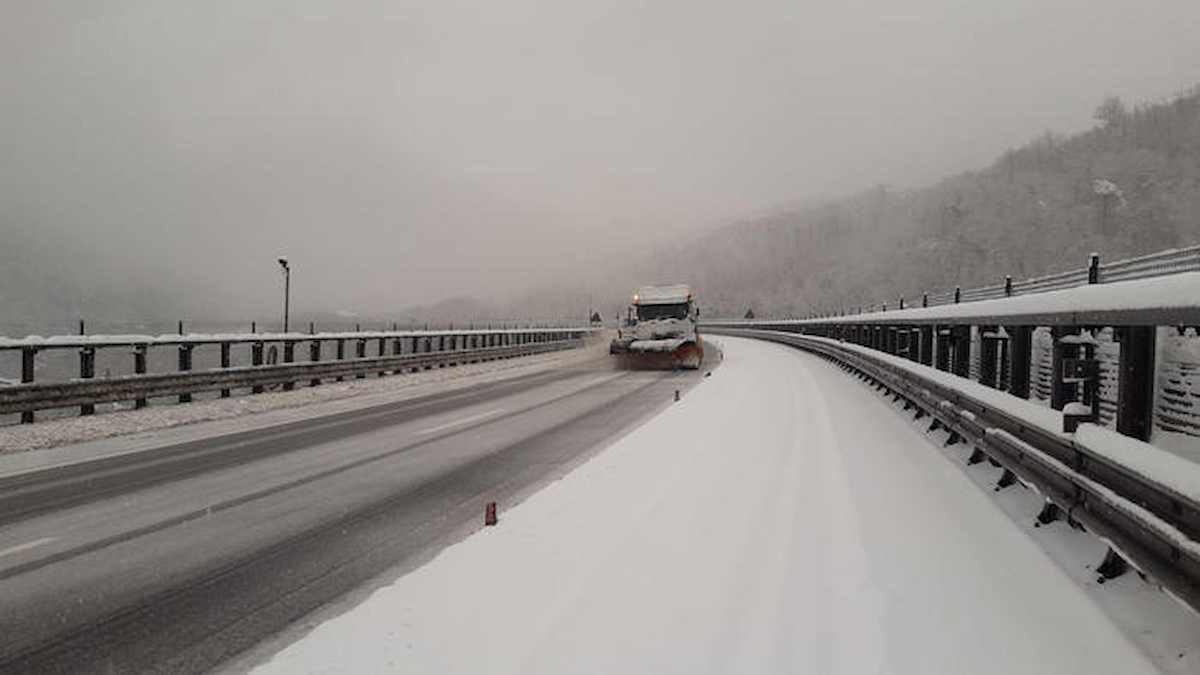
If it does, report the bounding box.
[277,256,289,270]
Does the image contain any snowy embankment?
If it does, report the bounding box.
[251,337,1185,675]
[0,340,606,455]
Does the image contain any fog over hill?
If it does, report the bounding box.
[511,88,1200,321]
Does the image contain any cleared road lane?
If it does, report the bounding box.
[0,353,704,673]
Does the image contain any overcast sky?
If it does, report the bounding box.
[3,0,1199,316]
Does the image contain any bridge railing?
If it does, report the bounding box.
[702,245,1200,612]
[0,326,600,424]
[819,245,1200,313]
[707,326,1200,613]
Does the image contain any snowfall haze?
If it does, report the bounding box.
[2,0,1200,326]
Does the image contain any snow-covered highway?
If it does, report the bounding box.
[254,336,1182,674]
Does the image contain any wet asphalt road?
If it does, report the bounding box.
[0,355,702,673]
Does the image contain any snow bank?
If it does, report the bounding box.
[780,332,1200,504]
[252,337,1157,675]
[720,270,1200,326]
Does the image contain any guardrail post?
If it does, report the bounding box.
[1051,327,1080,410]
[80,346,96,415]
[177,344,193,403]
[134,344,149,407]
[1088,253,1101,284]
[309,340,322,387]
[220,342,232,397]
[282,341,295,390]
[335,339,346,381]
[377,337,387,376]
[980,326,999,388]
[1116,326,1155,441]
[20,347,36,423]
[954,286,961,304]
[1009,327,1032,399]
[951,325,971,378]
[919,326,933,365]
[355,339,367,378]
[252,341,265,393]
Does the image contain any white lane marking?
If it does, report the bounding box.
[0,536,56,559]
[415,409,506,436]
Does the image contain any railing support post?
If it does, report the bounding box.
[20,347,36,423]
[177,345,193,403]
[282,341,295,391]
[919,326,934,366]
[1008,327,1032,399]
[80,347,96,415]
[220,342,232,398]
[252,342,265,393]
[309,340,322,387]
[355,339,367,378]
[1051,327,1080,411]
[980,326,999,388]
[1116,326,1156,441]
[335,339,346,382]
[134,344,149,407]
[951,326,971,378]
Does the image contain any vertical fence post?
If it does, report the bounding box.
[377,337,388,376]
[1051,327,1080,410]
[252,341,265,394]
[282,341,295,391]
[336,339,346,381]
[355,338,367,378]
[919,326,933,365]
[20,347,36,424]
[1005,276,1013,297]
[309,339,322,387]
[1088,253,1101,284]
[1008,327,1033,399]
[951,325,971,378]
[134,344,149,408]
[79,347,96,416]
[954,287,961,304]
[1116,326,1155,441]
[178,344,193,403]
[220,342,231,398]
[979,326,999,388]
[935,326,951,371]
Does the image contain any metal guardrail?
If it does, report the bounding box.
[0,328,598,422]
[712,327,1200,612]
[754,244,1200,317]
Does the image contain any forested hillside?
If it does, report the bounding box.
[635,88,1200,318]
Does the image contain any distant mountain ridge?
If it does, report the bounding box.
[643,88,1200,318]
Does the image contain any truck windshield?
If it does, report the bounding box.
[637,303,689,321]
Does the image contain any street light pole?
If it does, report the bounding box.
[278,257,290,333]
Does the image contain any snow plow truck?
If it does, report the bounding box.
[609,284,704,370]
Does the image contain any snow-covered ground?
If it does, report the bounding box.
[0,340,606,455]
[250,336,1195,675]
